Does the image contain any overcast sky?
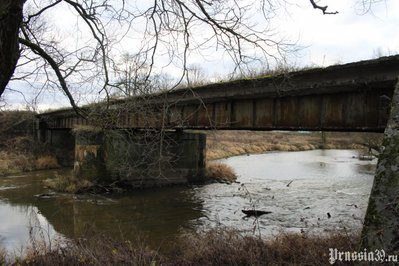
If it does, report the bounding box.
[280,0,399,66]
[3,0,399,111]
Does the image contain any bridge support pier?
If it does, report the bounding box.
[38,127,75,166]
[73,129,206,187]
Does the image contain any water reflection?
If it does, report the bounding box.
[0,202,58,253]
[0,170,204,252]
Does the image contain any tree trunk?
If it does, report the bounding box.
[0,0,24,97]
[361,79,399,254]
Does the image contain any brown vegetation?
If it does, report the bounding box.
[8,229,362,265]
[0,136,59,176]
[14,233,159,266]
[43,174,93,194]
[206,130,382,160]
[0,111,60,176]
[168,229,362,266]
[205,163,237,183]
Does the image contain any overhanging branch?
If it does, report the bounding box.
[18,37,86,118]
[309,0,339,15]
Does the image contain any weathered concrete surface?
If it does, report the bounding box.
[38,55,399,132]
[37,128,75,166]
[74,129,206,187]
[74,130,107,182]
[361,80,399,254]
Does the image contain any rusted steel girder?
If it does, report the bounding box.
[38,55,399,132]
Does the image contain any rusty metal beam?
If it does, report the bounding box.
[38,55,399,132]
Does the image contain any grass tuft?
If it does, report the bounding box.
[205,163,237,183]
[44,174,93,193]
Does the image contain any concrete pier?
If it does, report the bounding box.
[73,129,206,187]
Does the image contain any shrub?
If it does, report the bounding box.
[44,174,93,193]
[205,163,237,183]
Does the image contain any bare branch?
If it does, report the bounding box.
[25,0,62,24]
[18,37,86,117]
[309,0,339,15]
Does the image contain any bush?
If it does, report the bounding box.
[44,174,93,193]
[205,163,237,183]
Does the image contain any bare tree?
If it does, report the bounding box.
[1,0,387,110]
[186,64,208,87]
[0,0,298,113]
[112,52,166,97]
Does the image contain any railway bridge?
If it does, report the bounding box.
[37,55,399,253]
[37,55,399,186]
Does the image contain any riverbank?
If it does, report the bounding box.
[206,131,382,160]
[3,229,360,265]
[0,129,381,182]
[0,111,60,176]
[0,136,60,177]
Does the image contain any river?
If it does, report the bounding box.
[0,149,376,254]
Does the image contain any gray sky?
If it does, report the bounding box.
[281,1,399,66]
[3,0,399,111]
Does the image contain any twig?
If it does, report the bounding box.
[309,0,339,15]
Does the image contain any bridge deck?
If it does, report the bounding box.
[39,55,399,132]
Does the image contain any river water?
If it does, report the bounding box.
[0,149,376,253]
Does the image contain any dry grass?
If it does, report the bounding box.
[35,156,60,170]
[0,136,59,176]
[0,111,61,176]
[14,233,159,266]
[167,229,362,266]
[205,163,237,183]
[206,131,381,160]
[43,174,93,193]
[8,229,363,265]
